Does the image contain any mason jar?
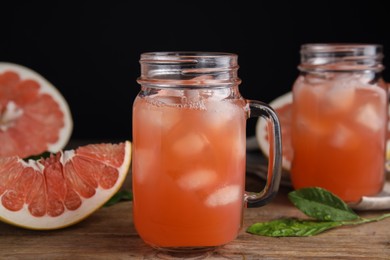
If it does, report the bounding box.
[290,43,388,203]
[132,51,282,254]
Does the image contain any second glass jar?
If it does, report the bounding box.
[290,43,388,203]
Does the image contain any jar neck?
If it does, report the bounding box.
[298,44,384,72]
[137,52,241,88]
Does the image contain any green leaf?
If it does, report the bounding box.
[288,187,359,221]
[104,190,133,207]
[246,187,390,238]
[246,218,343,237]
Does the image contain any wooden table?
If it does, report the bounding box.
[0,149,389,259]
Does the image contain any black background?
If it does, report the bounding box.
[1,1,389,141]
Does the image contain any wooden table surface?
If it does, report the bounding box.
[0,147,389,259]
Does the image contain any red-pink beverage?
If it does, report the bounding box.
[133,94,246,248]
[290,44,387,203]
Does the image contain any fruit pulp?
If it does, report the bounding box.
[290,74,387,202]
[132,90,246,249]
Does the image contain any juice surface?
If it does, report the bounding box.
[290,75,387,202]
[132,91,246,248]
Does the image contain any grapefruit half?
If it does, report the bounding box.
[0,140,131,230]
[0,62,73,158]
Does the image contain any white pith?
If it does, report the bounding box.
[0,141,131,230]
[0,101,24,131]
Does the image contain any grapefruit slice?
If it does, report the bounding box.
[256,91,293,171]
[0,141,131,230]
[0,62,73,158]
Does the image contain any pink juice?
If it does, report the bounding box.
[132,93,246,248]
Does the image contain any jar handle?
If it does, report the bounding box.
[245,100,283,207]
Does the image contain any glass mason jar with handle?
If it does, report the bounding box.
[132,52,282,254]
[290,43,388,203]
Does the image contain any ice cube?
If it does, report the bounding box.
[323,79,356,114]
[329,124,358,149]
[355,103,383,131]
[138,96,181,131]
[172,132,208,156]
[295,115,327,138]
[205,185,241,207]
[177,169,217,190]
[183,89,200,103]
[204,100,237,128]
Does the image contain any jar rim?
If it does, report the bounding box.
[299,43,384,72]
[300,43,383,57]
[138,51,241,87]
[301,43,382,49]
[140,51,238,59]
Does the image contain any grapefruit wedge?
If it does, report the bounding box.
[0,141,131,230]
[0,62,73,158]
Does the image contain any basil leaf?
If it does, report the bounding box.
[288,187,359,221]
[246,218,343,237]
[246,187,390,238]
[104,190,133,207]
